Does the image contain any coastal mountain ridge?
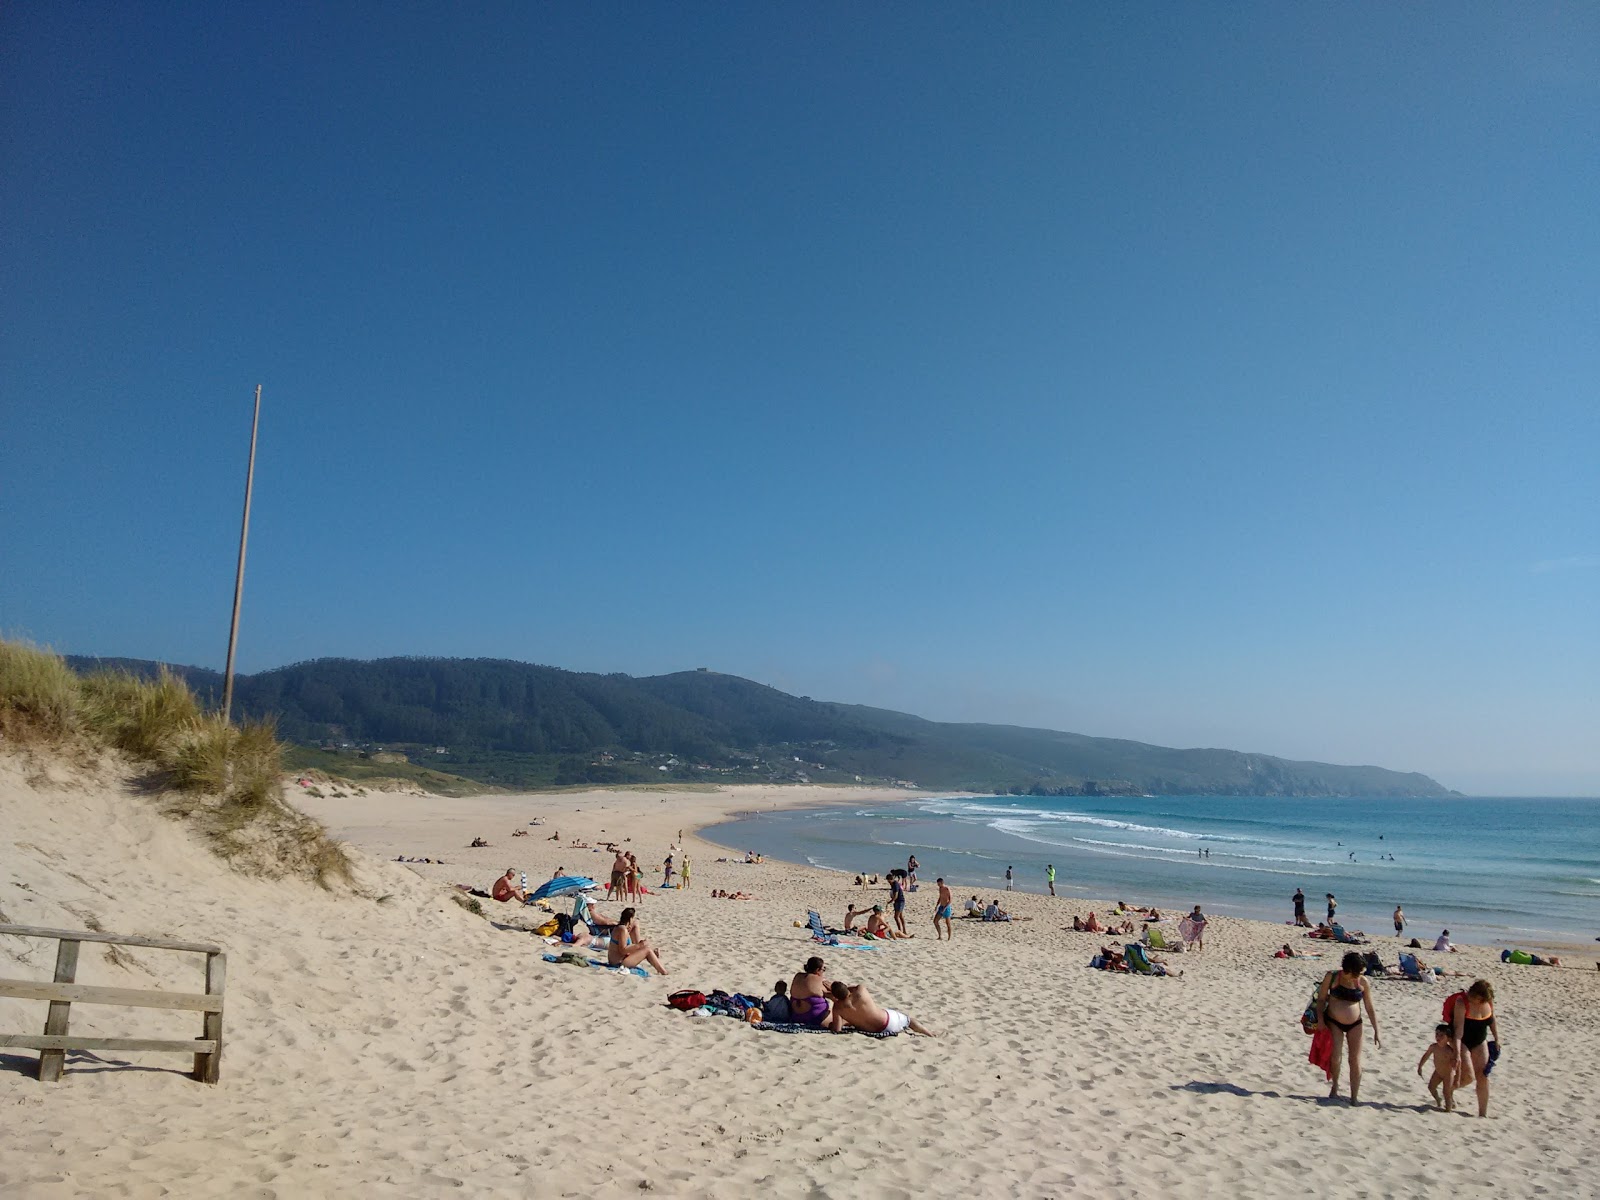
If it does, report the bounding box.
[63,654,1454,798]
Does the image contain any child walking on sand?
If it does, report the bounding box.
[1417,1023,1458,1110]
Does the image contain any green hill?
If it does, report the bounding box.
[63,655,1453,797]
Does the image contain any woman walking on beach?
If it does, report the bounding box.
[1317,951,1381,1105]
[1451,979,1501,1118]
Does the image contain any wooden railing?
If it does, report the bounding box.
[0,924,226,1083]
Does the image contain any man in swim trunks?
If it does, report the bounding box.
[789,956,833,1027]
[826,980,935,1037]
[608,850,629,899]
[491,869,528,904]
[933,878,953,940]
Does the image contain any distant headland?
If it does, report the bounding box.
[64,655,1455,799]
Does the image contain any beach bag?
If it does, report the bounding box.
[1301,985,1321,1035]
[553,913,574,936]
[667,990,707,1011]
[534,918,560,937]
[1363,951,1385,976]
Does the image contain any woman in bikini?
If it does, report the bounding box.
[606,908,667,975]
[789,956,832,1027]
[1452,979,1501,1118]
[1316,950,1381,1104]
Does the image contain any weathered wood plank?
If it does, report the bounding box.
[0,924,221,955]
[0,1035,218,1054]
[0,979,223,1013]
[37,939,80,1082]
[194,951,226,1083]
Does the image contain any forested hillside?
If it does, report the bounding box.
[64,655,1453,797]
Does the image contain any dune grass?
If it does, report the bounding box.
[1,636,352,889]
[0,639,83,742]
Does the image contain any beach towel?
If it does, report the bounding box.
[541,952,649,978]
[750,1021,896,1039]
[1308,1025,1334,1079]
[1178,917,1204,946]
[805,911,879,949]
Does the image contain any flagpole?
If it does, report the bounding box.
[222,385,262,724]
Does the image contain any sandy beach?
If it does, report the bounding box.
[4,759,1598,1198]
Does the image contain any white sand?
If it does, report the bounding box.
[3,755,1598,1198]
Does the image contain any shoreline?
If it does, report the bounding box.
[691,790,1600,963]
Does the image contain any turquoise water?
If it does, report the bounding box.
[702,794,1600,948]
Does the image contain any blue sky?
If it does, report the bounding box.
[2,5,1596,794]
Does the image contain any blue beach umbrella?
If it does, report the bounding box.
[530,875,597,902]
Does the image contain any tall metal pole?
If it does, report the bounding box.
[222,385,262,724]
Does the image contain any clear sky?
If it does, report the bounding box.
[3,5,1596,795]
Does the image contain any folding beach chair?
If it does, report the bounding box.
[1146,926,1185,953]
[806,911,839,946]
[1124,943,1156,975]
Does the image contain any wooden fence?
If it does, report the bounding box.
[0,924,225,1083]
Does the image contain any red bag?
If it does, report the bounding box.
[667,990,706,1011]
[1442,991,1467,1024]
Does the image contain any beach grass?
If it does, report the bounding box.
[0,638,83,742]
[1,635,352,888]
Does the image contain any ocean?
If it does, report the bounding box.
[701,793,1600,949]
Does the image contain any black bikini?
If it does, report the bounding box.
[1325,979,1364,1031]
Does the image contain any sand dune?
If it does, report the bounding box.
[3,759,1597,1198]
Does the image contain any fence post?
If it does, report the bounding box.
[38,939,80,1082]
[193,952,226,1083]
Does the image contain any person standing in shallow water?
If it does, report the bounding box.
[1326,893,1338,924]
[1005,865,1014,891]
[1393,905,1405,937]
[1293,888,1308,926]
[1317,950,1380,1105]
[1046,864,1056,897]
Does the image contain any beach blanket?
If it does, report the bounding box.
[751,1021,896,1039]
[541,952,649,978]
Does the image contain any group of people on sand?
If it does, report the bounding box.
[778,955,934,1036]
[1313,951,1502,1117]
[607,849,646,902]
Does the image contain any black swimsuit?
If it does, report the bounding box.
[1461,1013,1493,1050]
[1325,980,1364,1031]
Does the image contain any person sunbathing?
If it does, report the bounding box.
[843,904,871,932]
[1096,945,1127,971]
[789,956,833,1027]
[606,908,667,975]
[1274,943,1322,959]
[864,905,912,938]
[1083,912,1103,933]
[825,980,935,1037]
[491,869,529,904]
